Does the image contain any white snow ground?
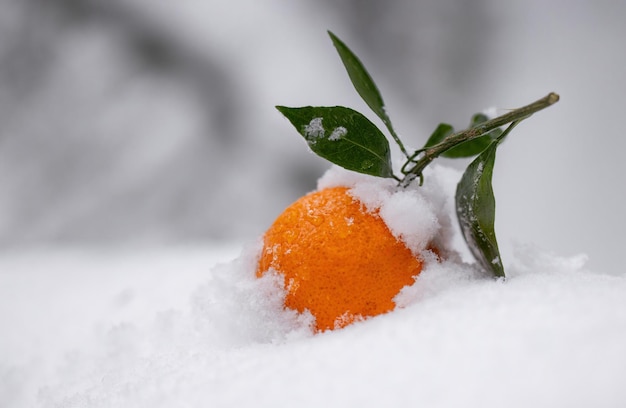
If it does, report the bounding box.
[2,242,625,408]
[2,166,626,408]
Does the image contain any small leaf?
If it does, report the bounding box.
[470,112,489,127]
[423,123,454,149]
[277,105,393,178]
[455,138,505,278]
[327,31,407,156]
[442,134,493,158]
[328,31,387,126]
[442,113,504,158]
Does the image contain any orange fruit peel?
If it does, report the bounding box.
[257,173,445,331]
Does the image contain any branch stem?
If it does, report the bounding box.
[401,92,560,186]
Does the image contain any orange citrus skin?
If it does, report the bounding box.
[257,186,424,331]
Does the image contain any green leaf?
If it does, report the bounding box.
[327,31,407,155]
[276,105,393,178]
[423,123,454,149]
[328,31,387,126]
[443,135,493,158]
[455,138,505,278]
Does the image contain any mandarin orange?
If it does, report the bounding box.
[256,186,425,331]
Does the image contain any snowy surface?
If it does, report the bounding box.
[2,166,626,408]
[2,243,625,408]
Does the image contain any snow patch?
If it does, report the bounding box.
[2,242,625,408]
[328,126,347,141]
[303,117,325,144]
[318,164,455,256]
[192,241,314,346]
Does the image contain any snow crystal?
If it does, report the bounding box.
[303,117,325,144]
[328,126,347,141]
[302,119,346,144]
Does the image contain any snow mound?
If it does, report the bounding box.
[191,240,314,347]
[318,164,456,256]
[2,165,625,407]
[4,244,622,408]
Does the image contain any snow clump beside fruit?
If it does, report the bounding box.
[317,164,456,258]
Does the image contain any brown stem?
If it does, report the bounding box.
[401,92,560,186]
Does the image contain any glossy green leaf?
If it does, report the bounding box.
[328,31,387,124]
[276,105,393,178]
[455,138,505,278]
[443,134,493,158]
[423,123,455,149]
[328,31,403,151]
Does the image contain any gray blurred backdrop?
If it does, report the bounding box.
[1,0,624,274]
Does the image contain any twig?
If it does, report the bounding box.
[400,92,560,186]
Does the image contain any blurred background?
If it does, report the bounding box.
[0,0,624,274]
